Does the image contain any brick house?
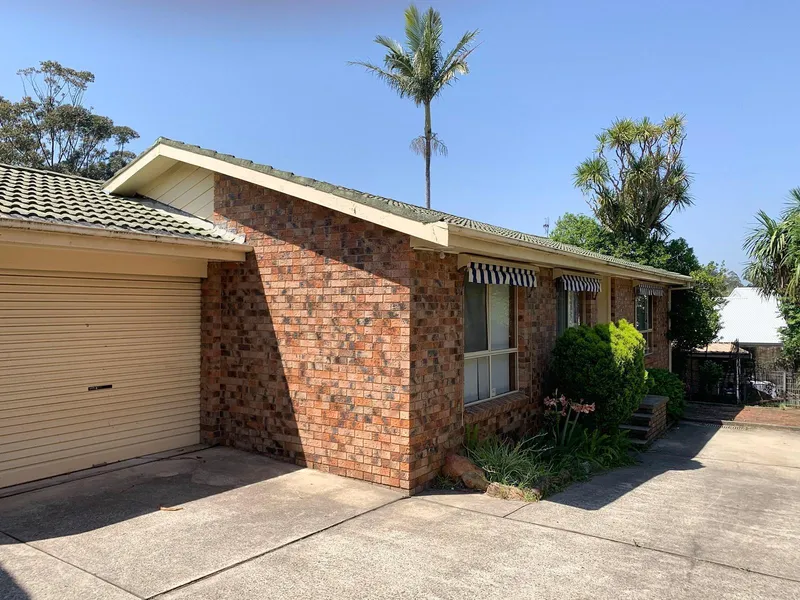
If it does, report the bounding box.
[0,139,691,492]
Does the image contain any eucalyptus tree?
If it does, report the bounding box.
[0,61,139,180]
[351,5,478,208]
[574,115,692,241]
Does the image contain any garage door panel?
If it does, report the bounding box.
[0,270,202,489]
[0,379,201,410]
[0,337,199,361]
[1,426,201,475]
[2,403,201,445]
[1,391,201,423]
[0,347,200,375]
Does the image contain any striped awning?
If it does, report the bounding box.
[558,275,601,293]
[466,262,537,288]
[636,284,665,297]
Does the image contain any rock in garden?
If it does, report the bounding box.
[442,454,489,491]
[486,482,526,501]
[461,470,490,491]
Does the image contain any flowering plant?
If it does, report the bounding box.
[543,391,596,447]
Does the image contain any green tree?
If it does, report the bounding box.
[744,189,800,298]
[551,212,726,351]
[0,61,139,180]
[351,5,478,208]
[574,115,692,241]
[744,189,800,367]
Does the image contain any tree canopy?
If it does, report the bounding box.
[573,115,692,242]
[744,189,800,367]
[351,5,478,208]
[0,61,139,180]
[551,212,727,351]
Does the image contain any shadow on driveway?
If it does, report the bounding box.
[544,423,717,510]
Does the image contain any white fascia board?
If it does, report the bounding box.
[107,143,449,248]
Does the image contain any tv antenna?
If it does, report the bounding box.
[543,217,550,237]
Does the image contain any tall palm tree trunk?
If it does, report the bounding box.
[424,101,432,209]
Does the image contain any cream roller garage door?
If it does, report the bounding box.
[0,270,201,488]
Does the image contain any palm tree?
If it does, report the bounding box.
[351,5,478,208]
[744,189,800,299]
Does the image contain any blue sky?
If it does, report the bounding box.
[2,1,798,274]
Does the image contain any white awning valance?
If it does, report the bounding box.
[558,274,601,293]
[466,262,537,288]
[636,284,665,297]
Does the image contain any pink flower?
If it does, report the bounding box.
[543,396,557,408]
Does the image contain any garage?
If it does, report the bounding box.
[0,270,202,488]
[0,163,249,489]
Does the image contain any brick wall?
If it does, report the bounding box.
[647,294,669,369]
[202,174,415,491]
[610,277,669,370]
[408,251,463,491]
[610,277,635,322]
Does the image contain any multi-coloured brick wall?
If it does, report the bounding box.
[202,174,415,491]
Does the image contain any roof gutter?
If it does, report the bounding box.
[0,217,252,262]
[445,223,692,285]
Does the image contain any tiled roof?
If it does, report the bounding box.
[0,163,236,242]
[146,138,691,282]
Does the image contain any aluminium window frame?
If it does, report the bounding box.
[464,283,520,406]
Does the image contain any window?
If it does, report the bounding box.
[635,295,653,354]
[557,289,583,335]
[464,282,518,404]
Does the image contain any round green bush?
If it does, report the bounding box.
[550,319,647,431]
[646,368,686,420]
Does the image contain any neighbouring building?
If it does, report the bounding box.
[0,139,691,492]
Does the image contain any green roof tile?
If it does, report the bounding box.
[0,163,235,242]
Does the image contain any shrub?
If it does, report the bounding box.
[551,320,647,431]
[465,434,551,489]
[647,368,686,420]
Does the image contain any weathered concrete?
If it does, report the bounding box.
[158,498,799,600]
[2,426,799,600]
[511,423,800,581]
[0,533,137,600]
[0,447,401,599]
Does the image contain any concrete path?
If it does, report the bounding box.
[2,425,800,599]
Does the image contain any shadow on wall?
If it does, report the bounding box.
[211,176,415,483]
[546,423,718,510]
[0,566,30,600]
[213,252,298,461]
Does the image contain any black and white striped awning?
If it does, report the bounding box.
[558,275,601,293]
[636,284,665,297]
[466,262,537,288]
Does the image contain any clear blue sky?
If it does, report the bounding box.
[2,0,798,274]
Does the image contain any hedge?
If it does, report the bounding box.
[550,320,647,431]
[646,368,686,420]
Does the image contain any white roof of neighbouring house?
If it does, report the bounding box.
[717,287,785,345]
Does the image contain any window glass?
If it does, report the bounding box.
[490,353,516,397]
[464,282,487,353]
[567,291,582,328]
[489,285,514,350]
[635,296,651,331]
[464,356,490,404]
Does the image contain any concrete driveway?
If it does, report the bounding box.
[2,424,800,599]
